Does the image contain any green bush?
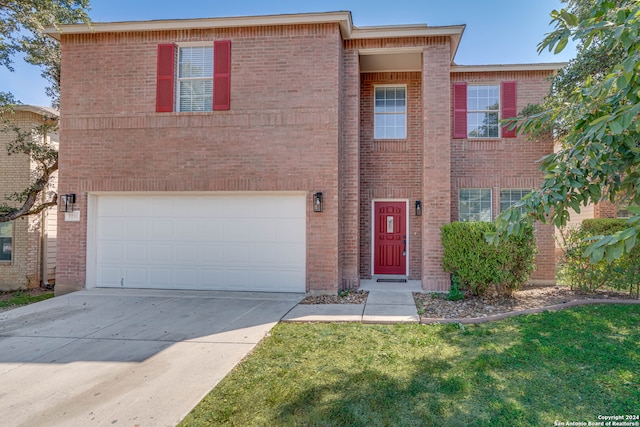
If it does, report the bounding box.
[558,218,640,296]
[441,222,537,297]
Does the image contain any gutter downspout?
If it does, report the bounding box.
[39,128,50,289]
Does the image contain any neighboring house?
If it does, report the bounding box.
[0,105,58,291]
[47,11,561,296]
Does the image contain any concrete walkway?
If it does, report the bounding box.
[283,280,422,324]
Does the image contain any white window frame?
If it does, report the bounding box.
[459,189,492,222]
[176,42,214,113]
[467,84,500,139]
[500,188,533,213]
[0,220,13,262]
[374,84,407,140]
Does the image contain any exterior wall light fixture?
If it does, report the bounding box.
[59,194,76,212]
[415,200,422,216]
[313,192,323,212]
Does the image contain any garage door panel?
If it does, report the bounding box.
[150,220,173,240]
[95,194,305,292]
[198,269,223,287]
[198,244,224,264]
[175,221,199,240]
[174,244,199,265]
[224,245,250,265]
[124,267,148,287]
[99,218,125,240]
[198,222,223,240]
[125,220,148,240]
[173,268,199,287]
[99,242,124,263]
[98,266,123,287]
[150,197,175,215]
[125,243,147,263]
[275,219,305,243]
[272,244,306,266]
[219,220,252,242]
[148,244,172,264]
[149,268,173,287]
[125,198,152,217]
[223,198,255,218]
[98,197,127,217]
[197,198,226,217]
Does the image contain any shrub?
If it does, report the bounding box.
[441,222,537,297]
[558,219,640,296]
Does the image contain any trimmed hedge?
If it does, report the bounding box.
[441,222,538,297]
[558,218,640,296]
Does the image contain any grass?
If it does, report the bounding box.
[180,304,640,427]
[0,290,54,308]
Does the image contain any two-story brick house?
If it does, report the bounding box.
[47,11,560,295]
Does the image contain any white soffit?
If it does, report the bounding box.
[359,51,422,72]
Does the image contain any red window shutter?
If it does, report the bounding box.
[501,81,517,138]
[213,40,231,111]
[453,83,467,138]
[156,44,175,112]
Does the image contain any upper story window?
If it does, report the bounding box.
[374,86,406,139]
[468,85,499,138]
[453,81,517,139]
[177,46,214,112]
[0,221,12,262]
[156,41,231,113]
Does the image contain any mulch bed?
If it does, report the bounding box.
[414,284,638,321]
[299,290,369,304]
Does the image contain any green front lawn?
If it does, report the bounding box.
[181,305,640,427]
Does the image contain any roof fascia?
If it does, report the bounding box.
[45,11,354,40]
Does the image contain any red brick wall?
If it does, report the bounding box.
[57,24,343,294]
[450,70,556,281]
[594,201,617,218]
[359,71,423,280]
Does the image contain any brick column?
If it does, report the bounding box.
[338,46,360,290]
[422,41,452,291]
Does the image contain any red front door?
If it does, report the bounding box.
[374,201,406,275]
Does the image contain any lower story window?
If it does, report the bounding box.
[0,221,12,261]
[500,188,532,213]
[459,189,492,222]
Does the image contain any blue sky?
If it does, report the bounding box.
[1,0,576,107]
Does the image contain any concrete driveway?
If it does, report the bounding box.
[0,288,302,427]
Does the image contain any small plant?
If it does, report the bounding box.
[338,289,352,298]
[447,276,464,301]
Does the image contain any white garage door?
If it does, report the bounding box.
[93,194,306,292]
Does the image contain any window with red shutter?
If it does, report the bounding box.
[156,41,232,112]
[156,44,175,112]
[213,40,231,111]
[453,83,467,138]
[501,81,517,138]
